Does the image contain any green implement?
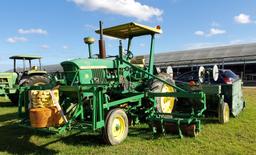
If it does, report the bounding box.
[18,21,206,145]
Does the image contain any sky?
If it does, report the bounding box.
[0,0,256,71]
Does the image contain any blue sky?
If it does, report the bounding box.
[0,0,256,71]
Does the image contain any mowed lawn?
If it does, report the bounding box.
[0,88,255,155]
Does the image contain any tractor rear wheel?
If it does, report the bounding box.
[17,75,50,107]
[20,75,50,86]
[103,108,128,145]
[9,75,50,105]
[151,73,175,113]
[8,94,19,105]
[218,102,230,124]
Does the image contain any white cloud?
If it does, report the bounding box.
[208,28,226,36]
[211,21,220,27]
[84,24,97,30]
[139,43,145,47]
[63,45,69,49]
[234,13,252,24]
[194,31,205,36]
[194,28,226,37]
[6,37,28,43]
[71,0,163,21]
[18,28,48,35]
[40,44,49,49]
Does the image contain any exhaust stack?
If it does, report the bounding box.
[98,21,106,59]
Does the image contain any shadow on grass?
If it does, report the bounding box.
[0,102,15,107]
[0,112,58,154]
[128,126,152,139]
[0,112,217,151]
[40,126,155,147]
[0,125,58,154]
[48,132,106,147]
[0,112,18,122]
[201,117,220,124]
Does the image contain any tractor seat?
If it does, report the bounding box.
[31,66,38,71]
[130,56,145,68]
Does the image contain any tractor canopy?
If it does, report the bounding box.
[9,55,42,60]
[95,22,162,39]
[9,55,46,74]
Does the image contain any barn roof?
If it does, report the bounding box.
[144,42,256,67]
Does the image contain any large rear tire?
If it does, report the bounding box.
[8,94,19,105]
[151,73,175,113]
[20,75,50,86]
[16,75,50,106]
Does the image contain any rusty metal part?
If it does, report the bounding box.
[153,122,198,137]
[98,21,106,59]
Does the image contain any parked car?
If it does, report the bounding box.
[175,69,239,84]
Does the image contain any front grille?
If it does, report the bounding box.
[0,78,8,83]
[92,69,106,84]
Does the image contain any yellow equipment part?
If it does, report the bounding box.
[30,89,59,108]
[224,103,230,123]
[130,56,145,68]
[112,115,126,141]
[95,22,162,39]
[30,107,52,128]
[29,106,64,128]
[160,84,175,113]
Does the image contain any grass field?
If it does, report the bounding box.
[0,88,256,155]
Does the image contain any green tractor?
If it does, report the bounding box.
[0,55,50,104]
[18,22,206,145]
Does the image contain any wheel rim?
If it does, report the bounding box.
[160,84,175,113]
[34,82,46,86]
[224,104,230,122]
[111,115,125,141]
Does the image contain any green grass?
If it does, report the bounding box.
[0,89,256,155]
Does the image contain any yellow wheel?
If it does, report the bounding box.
[20,75,50,110]
[103,108,128,145]
[151,73,176,113]
[218,102,230,124]
[159,84,175,113]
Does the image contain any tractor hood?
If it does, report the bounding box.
[0,72,18,94]
[61,58,115,70]
[60,58,116,86]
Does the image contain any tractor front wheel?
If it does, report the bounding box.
[103,108,128,145]
[218,102,230,124]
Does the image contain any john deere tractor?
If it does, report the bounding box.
[18,22,206,145]
[0,55,49,104]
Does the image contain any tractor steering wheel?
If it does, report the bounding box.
[126,50,134,59]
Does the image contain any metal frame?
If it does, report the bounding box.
[17,22,207,139]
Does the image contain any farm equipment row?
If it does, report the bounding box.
[3,21,244,145]
[0,56,49,104]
